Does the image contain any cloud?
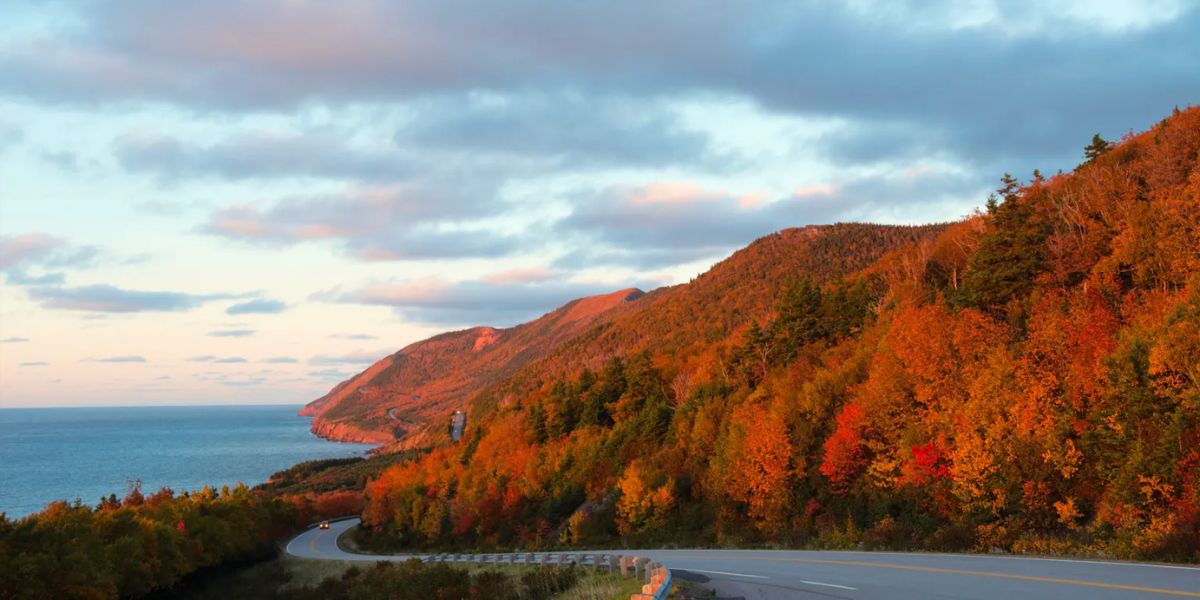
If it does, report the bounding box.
[554,171,983,268]
[115,131,412,181]
[1,0,1194,172]
[0,233,102,287]
[314,276,648,326]
[482,266,556,285]
[262,356,299,363]
[219,377,267,387]
[27,284,234,312]
[560,182,835,254]
[0,120,24,154]
[399,91,719,168]
[5,271,66,285]
[0,233,63,270]
[190,354,249,363]
[201,183,522,261]
[1,234,99,269]
[308,350,390,365]
[19,361,49,367]
[308,368,353,379]
[226,298,287,314]
[1,337,30,343]
[42,150,81,171]
[93,355,147,363]
[553,246,727,271]
[329,333,377,340]
[208,329,255,337]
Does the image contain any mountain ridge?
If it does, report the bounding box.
[354,106,1200,561]
[303,223,946,447]
[302,287,646,447]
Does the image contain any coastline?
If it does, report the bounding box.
[0,404,374,519]
[308,416,394,445]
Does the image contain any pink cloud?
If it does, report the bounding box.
[792,183,840,198]
[628,181,722,206]
[0,233,63,270]
[350,278,452,305]
[207,209,270,238]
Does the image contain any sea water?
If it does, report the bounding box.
[0,404,374,518]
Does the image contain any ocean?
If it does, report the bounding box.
[0,404,375,519]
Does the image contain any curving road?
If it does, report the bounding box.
[287,519,1200,599]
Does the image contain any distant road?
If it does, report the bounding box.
[287,519,1200,599]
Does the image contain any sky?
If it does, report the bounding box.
[1,0,1197,407]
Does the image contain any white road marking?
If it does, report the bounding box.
[686,568,769,579]
[800,579,857,590]
[867,551,1200,571]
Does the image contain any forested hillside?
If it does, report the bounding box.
[303,224,944,449]
[359,106,1200,562]
[301,288,646,447]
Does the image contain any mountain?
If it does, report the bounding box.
[302,288,646,447]
[304,223,944,447]
[354,106,1200,562]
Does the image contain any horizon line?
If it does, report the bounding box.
[0,401,308,410]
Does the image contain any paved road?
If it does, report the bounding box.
[287,519,1200,599]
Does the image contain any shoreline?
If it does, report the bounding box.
[0,405,375,519]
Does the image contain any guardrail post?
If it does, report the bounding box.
[620,556,634,577]
[593,554,606,571]
[634,557,649,582]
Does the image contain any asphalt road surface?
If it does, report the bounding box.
[287,519,1200,599]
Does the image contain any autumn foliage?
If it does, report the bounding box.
[347,107,1200,562]
[0,484,301,599]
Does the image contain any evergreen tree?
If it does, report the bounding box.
[958,175,1048,311]
[771,278,823,363]
[998,172,1021,201]
[1084,133,1111,162]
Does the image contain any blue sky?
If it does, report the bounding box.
[1,0,1197,406]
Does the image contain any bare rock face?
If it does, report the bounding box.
[309,419,394,444]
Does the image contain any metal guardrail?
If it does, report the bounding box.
[309,517,672,599]
[416,551,672,599]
